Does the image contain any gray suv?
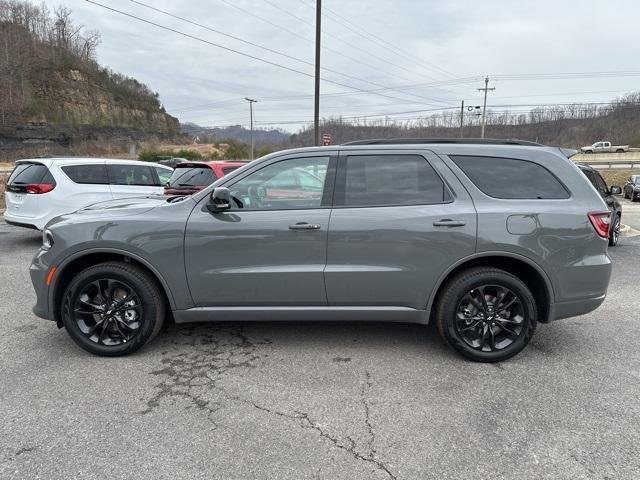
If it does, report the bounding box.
[30,139,613,362]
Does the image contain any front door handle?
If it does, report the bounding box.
[433,219,466,227]
[289,222,321,230]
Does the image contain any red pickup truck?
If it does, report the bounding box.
[164,161,247,195]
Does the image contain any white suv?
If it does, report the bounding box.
[4,158,173,230]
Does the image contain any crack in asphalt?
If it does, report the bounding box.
[230,371,397,480]
[140,326,266,417]
[144,330,397,479]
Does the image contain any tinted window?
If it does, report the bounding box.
[8,163,49,185]
[450,155,569,199]
[631,175,640,184]
[62,164,109,184]
[229,157,330,210]
[154,166,172,184]
[108,165,157,186]
[167,167,215,187]
[593,171,609,194]
[339,154,450,207]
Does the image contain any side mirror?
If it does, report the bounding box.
[207,187,232,213]
[610,185,622,195]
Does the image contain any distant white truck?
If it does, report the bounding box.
[580,141,629,154]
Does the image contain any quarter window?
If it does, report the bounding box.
[108,165,157,186]
[338,154,450,207]
[450,156,569,199]
[154,166,172,185]
[62,164,109,184]
[229,157,330,210]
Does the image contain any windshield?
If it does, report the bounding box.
[166,167,216,187]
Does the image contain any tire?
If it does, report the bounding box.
[616,149,624,153]
[609,215,621,247]
[61,262,166,356]
[584,150,593,154]
[436,267,537,362]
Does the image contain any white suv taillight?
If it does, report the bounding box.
[25,183,55,194]
[588,211,611,239]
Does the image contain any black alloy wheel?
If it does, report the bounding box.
[72,278,143,346]
[454,285,526,352]
[609,216,621,247]
[436,267,537,362]
[61,262,165,356]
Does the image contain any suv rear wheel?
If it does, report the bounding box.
[436,267,537,362]
[61,262,165,356]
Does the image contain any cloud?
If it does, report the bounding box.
[50,0,640,131]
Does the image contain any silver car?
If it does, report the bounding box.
[29,139,613,362]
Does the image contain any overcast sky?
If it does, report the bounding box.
[45,0,640,132]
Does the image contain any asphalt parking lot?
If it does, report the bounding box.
[1,202,640,480]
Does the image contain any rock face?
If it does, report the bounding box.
[28,69,179,135]
[0,68,181,155]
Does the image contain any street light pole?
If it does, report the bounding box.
[244,97,257,160]
[314,0,321,146]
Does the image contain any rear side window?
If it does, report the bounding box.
[167,167,216,187]
[450,155,569,199]
[8,163,50,185]
[154,166,172,184]
[338,154,450,207]
[62,164,109,184]
[108,165,157,186]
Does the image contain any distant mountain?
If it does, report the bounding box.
[181,123,289,146]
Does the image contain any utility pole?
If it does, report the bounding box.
[244,97,257,160]
[314,0,321,146]
[477,76,495,138]
[459,100,465,138]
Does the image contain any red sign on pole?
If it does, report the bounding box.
[322,133,332,146]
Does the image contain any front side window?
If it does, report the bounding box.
[229,157,330,210]
[450,155,569,199]
[62,164,109,185]
[338,154,450,207]
[108,165,157,186]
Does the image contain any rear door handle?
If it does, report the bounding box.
[433,219,466,227]
[289,222,321,230]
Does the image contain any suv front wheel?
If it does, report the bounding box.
[61,262,165,356]
[436,267,537,362]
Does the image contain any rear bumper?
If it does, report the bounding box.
[4,211,48,230]
[551,294,606,321]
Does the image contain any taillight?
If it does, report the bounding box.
[588,211,611,239]
[25,183,55,194]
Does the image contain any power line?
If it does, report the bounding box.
[299,0,458,81]
[262,0,449,86]
[128,0,453,106]
[85,0,458,107]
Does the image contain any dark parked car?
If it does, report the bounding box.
[31,139,613,362]
[164,161,247,195]
[577,164,622,246]
[623,174,640,201]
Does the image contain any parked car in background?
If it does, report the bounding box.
[623,175,640,201]
[4,158,172,230]
[158,157,188,168]
[164,161,247,195]
[31,139,613,362]
[580,141,629,153]
[577,164,622,246]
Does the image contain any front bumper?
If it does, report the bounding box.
[30,248,53,321]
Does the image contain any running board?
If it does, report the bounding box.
[172,306,429,324]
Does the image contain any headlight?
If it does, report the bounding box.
[42,229,54,250]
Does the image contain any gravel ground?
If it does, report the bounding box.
[0,216,639,480]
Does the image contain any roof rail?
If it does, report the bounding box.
[341,138,545,147]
